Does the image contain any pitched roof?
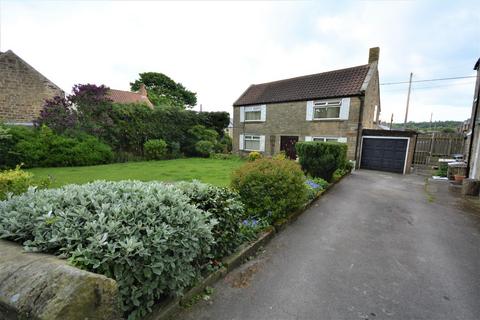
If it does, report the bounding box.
[0,50,64,93]
[233,64,371,106]
[107,89,153,107]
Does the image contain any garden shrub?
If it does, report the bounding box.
[272,151,287,160]
[247,151,262,162]
[176,181,245,259]
[342,160,354,173]
[436,163,448,177]
[296,141,347,182]
[168,141,182,159]
[0,181,216,319]
[231,158,307,224]
[215,135,232,153]
[4,126,113,168]
[1,166,36,200]
[0,166,51,200]
[195,140,215,157]
[144,139,168,160]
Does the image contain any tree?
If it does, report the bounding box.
[130,72,197,108]
[69,84,115,140]
[198,112,230,137]
[34,96,77,134]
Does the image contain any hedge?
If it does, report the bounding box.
[0,125,113,168]
[296,141,347,181]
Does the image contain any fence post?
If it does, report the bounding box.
[429,132,435,164]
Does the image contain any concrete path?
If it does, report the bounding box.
[178,170,480,320]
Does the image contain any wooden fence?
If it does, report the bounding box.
[413,133,466,167]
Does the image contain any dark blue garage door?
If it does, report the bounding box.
[360,138,408,173]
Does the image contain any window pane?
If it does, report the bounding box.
[313,137,325,142]
[326,138,338,142]
[314,106,340,119]
[245,139,260,150]
[327,107,340,118]
[245,111,261,121]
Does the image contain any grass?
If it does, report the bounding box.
[28,158,245,188]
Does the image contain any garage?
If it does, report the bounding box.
[359,129,417,174]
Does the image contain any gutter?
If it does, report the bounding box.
[354,93,366,166]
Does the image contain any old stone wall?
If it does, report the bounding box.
[0,240,119,320]
[0,51,64,124]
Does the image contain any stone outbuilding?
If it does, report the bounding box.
[0,50,64,124]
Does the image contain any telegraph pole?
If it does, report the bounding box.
[403,72,413,130]
[389,113,393,130]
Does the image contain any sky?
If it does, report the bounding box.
[1,0,479,122]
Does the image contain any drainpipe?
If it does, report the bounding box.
[354,93,366,167]
[466,81,480,177]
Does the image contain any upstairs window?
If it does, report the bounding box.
[313,100,342,119]
[245,108,262,121]
[240,105,266,122]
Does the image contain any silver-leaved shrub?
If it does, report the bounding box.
[176,180,246,259]
[0,180,217,319]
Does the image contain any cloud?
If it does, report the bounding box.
[2,0,479,121]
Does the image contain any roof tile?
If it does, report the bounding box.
[108,89,153,107]
[233,64,370,106]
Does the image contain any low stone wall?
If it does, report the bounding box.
[0,240,119,320]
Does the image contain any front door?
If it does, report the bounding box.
[280,136,299,159]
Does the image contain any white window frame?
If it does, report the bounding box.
[305,136,347,143]
[359,136,411,175]
[306,98,350,121]
[241,134,265,152]
[240,105,266,122]
[313,100,342,120]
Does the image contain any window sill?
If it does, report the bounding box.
[311,118,347,121]
[242,120,265,123]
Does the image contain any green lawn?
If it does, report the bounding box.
[28,158,244,188]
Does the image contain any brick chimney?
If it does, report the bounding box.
[138,83,147,96]
[368,47,380,64]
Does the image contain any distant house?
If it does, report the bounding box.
[232,47,381,161]
[467,58,480,180]
[0,50,64,124]
[107,83,153,108]
[224,118,233,138]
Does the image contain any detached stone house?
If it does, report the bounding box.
[0,50,64,124]
[232,47,381,162]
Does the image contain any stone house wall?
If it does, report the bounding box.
[0,50,64,124]
[468,65,480,180]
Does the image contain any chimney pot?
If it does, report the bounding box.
[368,47,380,64]
[138,83,147,96]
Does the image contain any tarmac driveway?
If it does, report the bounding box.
[178,170,480,320]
